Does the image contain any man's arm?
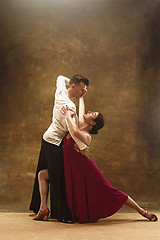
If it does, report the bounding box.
[56,75,70,91]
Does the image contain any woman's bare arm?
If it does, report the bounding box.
[61,105,91,146]
[78,89,87,127]
[78,97,85,127]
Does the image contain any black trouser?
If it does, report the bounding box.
[29,139,72,220]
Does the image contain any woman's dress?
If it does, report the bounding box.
[63,135,128,223]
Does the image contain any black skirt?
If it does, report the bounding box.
[29,138,72,220]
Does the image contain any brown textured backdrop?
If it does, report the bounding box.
[0,0,160,210]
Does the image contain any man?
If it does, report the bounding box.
[29,74,89,223]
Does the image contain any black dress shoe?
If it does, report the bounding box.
[58,219,74,224]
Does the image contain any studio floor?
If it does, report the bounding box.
[1,211,160,240]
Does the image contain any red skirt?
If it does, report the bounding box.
[63,136,128,223]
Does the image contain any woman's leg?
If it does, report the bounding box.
[125,196,158,221]
[125,196,145,214]
[38,169,49,211]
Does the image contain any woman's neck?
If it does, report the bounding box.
[79,121,90,133]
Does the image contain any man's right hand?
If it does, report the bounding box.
[80,146,89,155]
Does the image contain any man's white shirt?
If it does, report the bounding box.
[43,75,86,150]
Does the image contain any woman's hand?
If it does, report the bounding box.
[61,105,75,118]
[80,88,87,98]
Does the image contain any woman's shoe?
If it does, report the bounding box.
[142,208,158,222]
[33,208,49,221]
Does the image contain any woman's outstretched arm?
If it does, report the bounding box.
[78,89,87,127]
[78,97,85,127]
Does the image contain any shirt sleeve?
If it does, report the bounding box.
[56,75,70,91]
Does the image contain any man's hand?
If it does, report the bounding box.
[80,146,89,155]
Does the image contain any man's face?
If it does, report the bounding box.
[73,82,87,99]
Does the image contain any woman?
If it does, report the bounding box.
[33,96,158,223]
[60,96,158,223]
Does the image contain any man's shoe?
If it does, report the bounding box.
[58,219,74,224]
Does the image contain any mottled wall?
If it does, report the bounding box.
[0,0,160,209]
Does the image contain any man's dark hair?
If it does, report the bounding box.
[89,113,105,135]
[70,74,89,87]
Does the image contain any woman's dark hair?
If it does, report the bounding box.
[89,113,105,135]
[70,74,89,87]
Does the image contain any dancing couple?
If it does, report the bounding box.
[29,74,158,223]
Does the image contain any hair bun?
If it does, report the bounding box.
[89,113,104,135]
[89,129,98,134]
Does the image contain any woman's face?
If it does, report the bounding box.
[84,111,99,122]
